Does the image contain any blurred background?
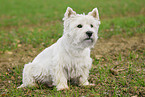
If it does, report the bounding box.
[0,0,144,51]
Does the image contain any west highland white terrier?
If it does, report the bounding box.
[18,7,100,91]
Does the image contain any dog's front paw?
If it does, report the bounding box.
[88,83,95,86]
[80,81,95,86]
[56,84,69,91]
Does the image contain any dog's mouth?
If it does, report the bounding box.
[84,38,93,42]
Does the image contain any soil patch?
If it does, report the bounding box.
[0,33,144,72]
[92,33,145,57]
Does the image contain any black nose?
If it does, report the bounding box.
[86,31,93,38]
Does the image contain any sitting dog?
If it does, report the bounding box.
[18,7,100,91]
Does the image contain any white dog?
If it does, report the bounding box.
[18,7,100,91]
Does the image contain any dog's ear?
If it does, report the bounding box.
[64,7,76,18]
[88,8,99,20]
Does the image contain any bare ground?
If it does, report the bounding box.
[92,33,145,57]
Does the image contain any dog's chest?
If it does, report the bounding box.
[62,57,89,79]
[64,63,80,79]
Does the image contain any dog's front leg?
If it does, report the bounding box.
[79,68,95,86]
[79,72,90,86]
[53,67,69,91]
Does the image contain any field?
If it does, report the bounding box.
[0,0,145,96]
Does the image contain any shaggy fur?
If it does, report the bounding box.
[18,7,100,91]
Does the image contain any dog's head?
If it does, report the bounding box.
[63,7,100,49]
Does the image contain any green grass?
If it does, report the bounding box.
[0,0,145,96]
[0,0,145,51]
[0,0,144,26]
[1,15,144,51]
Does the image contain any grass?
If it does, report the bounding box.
[1,15,144,51]
[0,0,145,51]
[0,0,145,96]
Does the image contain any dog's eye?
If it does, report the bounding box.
[90,24,93,28]
[77,24,83,28]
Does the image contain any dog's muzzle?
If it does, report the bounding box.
[84,31,94,42]
[86,31,93,38]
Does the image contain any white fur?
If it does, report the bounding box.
[18,7,100,91]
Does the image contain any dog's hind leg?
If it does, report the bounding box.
[17,83,38,89]
[17,63,38,89]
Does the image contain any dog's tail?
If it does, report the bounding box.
[17,84,24,89]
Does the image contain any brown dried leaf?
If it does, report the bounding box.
[11,76,15,80]
[117,68,126,72]
[18,44,22,47]
[1,93,6,97]
[131,95,137,97]
[95,55,103,59]
[5,51,13,55]
[110,68,118,75]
